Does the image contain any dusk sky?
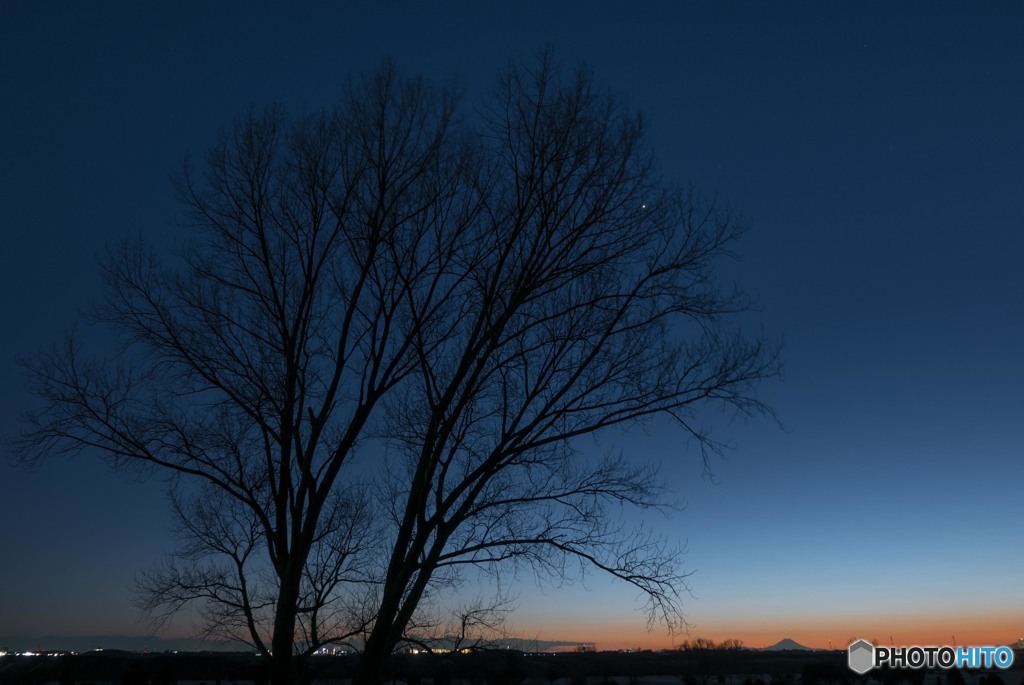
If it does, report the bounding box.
[2,2,1022,651]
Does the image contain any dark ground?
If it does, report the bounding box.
[1,649,1020,685]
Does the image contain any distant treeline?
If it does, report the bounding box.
[675,638,747,651]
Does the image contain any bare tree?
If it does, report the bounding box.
[135,481,376,655]
[13,53,777,685]
[398,592,517,655]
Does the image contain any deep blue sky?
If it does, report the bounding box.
[2,2,1022,649]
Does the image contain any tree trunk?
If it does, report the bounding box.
[269,646,293,685]
[354,563,435,685]
[269,573,302,685]
[353,625,394,685]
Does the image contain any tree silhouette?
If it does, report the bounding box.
[14,52,777,685]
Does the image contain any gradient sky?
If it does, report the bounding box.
[2,2,1023,651]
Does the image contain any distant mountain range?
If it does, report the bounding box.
[0,635,251,653]
[13,634,1016,655]
[761,638,814,651]
[0,634,581,654]
[0,634,818,654]
[759,638,1024,652]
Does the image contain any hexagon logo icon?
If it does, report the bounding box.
[848,639,874,674]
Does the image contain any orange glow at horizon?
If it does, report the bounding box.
[528,610,1023,652]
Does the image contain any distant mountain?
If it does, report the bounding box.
[762,638,813,651]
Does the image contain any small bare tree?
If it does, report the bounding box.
[399,592,517,655]
[14,52,777,685]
